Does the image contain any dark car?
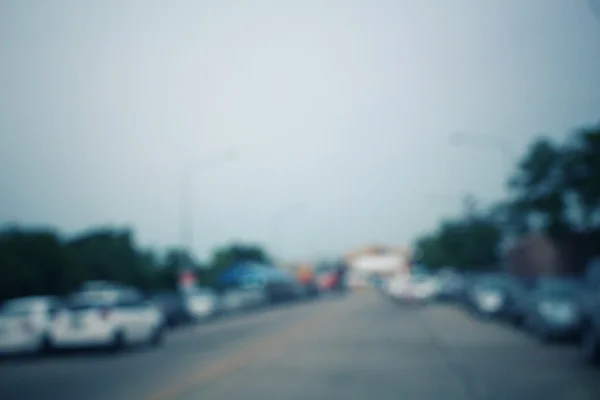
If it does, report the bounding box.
[264,269,302,304]
[150,291,190,328]
[435,269,465,301]
[523,277,583,342]
[500,276,532,326]
[578,258,600,365]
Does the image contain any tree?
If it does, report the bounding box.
[507,137,571,237]
[201,243,273,288]
[67,228,157,289]
[563,122,600,229]
[414,213,503,271]
[505,121,600,236]
[0,227,78,300]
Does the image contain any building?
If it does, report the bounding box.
[344,245,411,288]
[504,234,562,277]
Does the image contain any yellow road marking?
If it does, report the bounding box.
[145,306,336,400]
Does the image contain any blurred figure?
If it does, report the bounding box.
[333,261,348,294]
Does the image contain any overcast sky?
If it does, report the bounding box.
[1,0,599,262]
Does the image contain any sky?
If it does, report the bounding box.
[1,0,599,263]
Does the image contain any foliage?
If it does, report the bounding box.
[415,120,600,271]
[415,213,502,270]
[0,225,272,302]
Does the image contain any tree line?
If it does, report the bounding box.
[414,120,600,272]
[0,225,272,302]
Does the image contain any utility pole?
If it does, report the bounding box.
[177,149,239,290]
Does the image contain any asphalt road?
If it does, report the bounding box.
[1,292,599,400]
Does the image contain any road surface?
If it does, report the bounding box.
[1,292,599,400]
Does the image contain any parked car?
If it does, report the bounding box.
[499,276,532,326]
[466,273,510,318]
[182,288,221,321]
[264,269,303,303]
[384,271,438,303]
[295,266,320,299]
[0,296,62,356]
[384,272,410,301]
[435,269,465,301]
[150,291,191,328]
[408,272,440,302]
[578,257,600,365]
[50,288,165,352]
[316,269,339,293]
[523,276,583,342]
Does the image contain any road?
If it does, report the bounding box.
[1,292,599,400]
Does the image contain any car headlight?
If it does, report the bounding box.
[477,291,504,310]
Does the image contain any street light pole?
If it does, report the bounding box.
[178,149,239,272]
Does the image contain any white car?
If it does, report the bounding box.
[183,289,221,321]
[0,296,62,355]
[50,289,165,351]
[385,274,412,299]
[410,275,440,301]
[385,274,439,302]
[220,288,266,314]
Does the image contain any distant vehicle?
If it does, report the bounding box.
[500,276,531,326]
[0,296,62,356]
[523,277,583,342]
[466,273,510,317]
[316,269,339,292]
[295,264,320,298]
[150,291,191,328]
[578,258,600,365]
[183,288,221,321]
[50,288,165,352]
[264,269,302,303]
[385,273,412,300]
[384,271,438,303]
[435,270,465,301]
[408,273,439,302]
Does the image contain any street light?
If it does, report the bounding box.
[179,148,240,270]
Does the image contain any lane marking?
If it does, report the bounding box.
[145,303,339,400]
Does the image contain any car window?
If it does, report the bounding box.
[0,297,51,316]
[537,278,581,295]
[67,299,108,311]
[116,290,146,307]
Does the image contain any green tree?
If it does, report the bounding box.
[507,136,571,237]
[67,228,158,290]
[414,213,502,271]
[0,227,78,301]
[201,243,273,288]
[563,122,600,229]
